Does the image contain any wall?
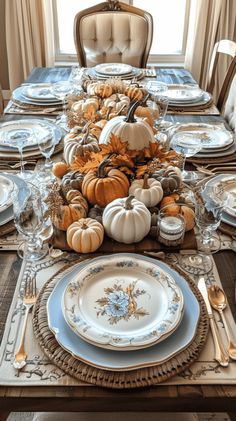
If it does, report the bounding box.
[0,0,9,90]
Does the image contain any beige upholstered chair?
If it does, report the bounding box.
[0,84,3,114]
[206,39,236,112]
[223,73,236,132]
[73,1,153,68]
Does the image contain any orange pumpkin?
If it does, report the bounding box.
[82,157,130,207]
[52,189,88,231]
[52,161,69,178]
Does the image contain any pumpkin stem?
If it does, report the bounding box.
[81,126,90,144]
[81,222,88,230]
[140,93,150,107]
[124,195,135,210]
[115,104,127,116]
[142,174,150,189]
[124,100,140,123]
[97,154,114,178]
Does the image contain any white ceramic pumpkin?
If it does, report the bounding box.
[67,218,104,253]
[129,174,163,207]
[64,127,99,165]
[99,101,157,150]
[102,195,151,244]
[103,94,130,113]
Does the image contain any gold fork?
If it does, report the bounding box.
[13,277,37,372]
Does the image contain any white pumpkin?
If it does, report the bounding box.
[103,94,130,113]
[99,101,157,150]
[71,97,100,113]
[102,195,151,244]
[64,127,99,165]
[129,175,163,207]
[67,218,104,253]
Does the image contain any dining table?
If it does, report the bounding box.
[0,66,236,421]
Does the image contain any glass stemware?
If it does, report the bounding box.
[51,81,74,129]
[69,65,85,93]
[1,129,35,180]
[36,128,57,183]
[170,132,202,181]
[180,183,228,275]
[12,181,48,261]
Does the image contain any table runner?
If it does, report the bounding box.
[0,250,236,387]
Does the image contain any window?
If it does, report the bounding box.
[53,0,190,64]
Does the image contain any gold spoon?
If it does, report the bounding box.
[208,285,236,360]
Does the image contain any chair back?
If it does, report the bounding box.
[74,1,153,68]
[0,84,3,115]
[206,39,236,111]
[223,73,236,132]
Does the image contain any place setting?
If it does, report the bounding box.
[86,62,145,80]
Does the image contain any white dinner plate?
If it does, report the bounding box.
[12,86,62,106]
[22,83,59,102]
[0,175,14,213]
[202,174,236,227]
[163,84,205,103]
[194,142,236,158]
[62,255,184,351]
[95,63,133,76]
[0,204,13,226]
[0,119,62,151]
[168,92,212,108]
[170,123,234,150]
[88,66,144,80]
[47,253,200,371]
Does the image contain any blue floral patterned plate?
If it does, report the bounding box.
[62,255,184,351]
[47,253,200,371]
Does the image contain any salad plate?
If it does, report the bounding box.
[47,254,200,371]
[62,255,184,351]
[0,176,14,213]
[170,123,234,150]
[95,63,133,76]
[0,119,62,151]
[203,174,236,223]
[163,84,204,103]
[12,86,62,106]
[23,83,58,101]
[88,66,144,80]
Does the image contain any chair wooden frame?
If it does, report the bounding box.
[73,0,153,68]
[206,39,236,112]
[0,84,3,114]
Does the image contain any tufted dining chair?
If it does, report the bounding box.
[223,72,236,133]
[0,84,3,114]
[206,39,236,112]
[73,0,153,68]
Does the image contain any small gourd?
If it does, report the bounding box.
[64,126,99,165]
[71,97,100,113]
[82,157,130,207]
[88,205,104,224]
[67,218,104,253]
[152,168,181,195]
[52,189,88,231]
[102,195,151,244]
[124,86,144,101]
[129,174,163,207]
[87,82,113,98]
[99,101,157,151]
[52,161,69,178]
[61,170,84,192]
[103,93,130,113]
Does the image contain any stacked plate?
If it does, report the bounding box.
[0,175,14,226]
[170,123,235,159]
[47,253,200,371]
[88,63,144,80]
[202,174,236,228]
[161,84,212,108]
[0,119,63,160]
[12,83,63,107]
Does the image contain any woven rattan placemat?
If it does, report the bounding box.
[33,259,209,389]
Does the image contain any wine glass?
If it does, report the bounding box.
[69,65,85,93]
[12,182,48,261]
[1,129,35,180]
[36,128,57,183]
[51,81,74,129]
[170,132,202,181]
[180,183,228,275]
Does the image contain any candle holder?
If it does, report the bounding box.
[157,203,186,247]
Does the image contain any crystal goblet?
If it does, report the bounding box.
[51,81,74,129]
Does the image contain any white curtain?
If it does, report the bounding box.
[5,0,55,91]
[185,0,236,100]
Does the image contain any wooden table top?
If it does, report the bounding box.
[0,67,236,418]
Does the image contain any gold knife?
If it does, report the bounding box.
[198,277,229,367]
